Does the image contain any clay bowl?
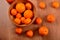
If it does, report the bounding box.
[9,0,37,27]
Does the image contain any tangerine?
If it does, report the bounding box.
[14,18,21,24]
[11,9,17,15]
[15,28,23,34]
[26,30,33,37]
[47,14,55,22]
[16,3,25,13]
[16,13,22,19]
[52,2,59,8]
[24,10,33,18]
[39,26,48,36]
[39,2,46,9]
[24,18,31,24]
[26,2,32,9]
[36,17,42,24]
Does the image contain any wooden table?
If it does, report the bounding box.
[0,0,60,40]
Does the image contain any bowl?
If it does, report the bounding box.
[9,0,37,27]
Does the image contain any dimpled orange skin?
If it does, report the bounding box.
[24,10,33,18]
[16,3,25,13]
[26,3,32,9]
[14,18,21,24]
[26,30,33,37]
[52,2,59,8]
[47,14,55,22]
[16,13,22,19]
[36,17,42,24]
[11,9,17,15]
[39,2,46,9]
[24,18,31,24]
[15,28,23,34]
[21,17,25,23]
[39,26,48,36]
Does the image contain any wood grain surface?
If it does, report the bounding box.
[0,0,60,40]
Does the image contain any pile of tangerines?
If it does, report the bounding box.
[7,0,57,38]
[10,2,34,25]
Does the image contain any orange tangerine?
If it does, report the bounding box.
[47,14,55,22]
[26,2,32,9]
[39,26,48,36]
[24,10,33,18]
[35,17,42,24]
[15,28,23,34]
[39,2,46,9]
[24,18,31,24]
[11,9,17,15]
[16,3,25,13]
[14,18,21,24]
[52,2,59,8]
[26,30,33,37]
[6,0,14,4]
[16,13,22,19]
[21,17,25,23]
